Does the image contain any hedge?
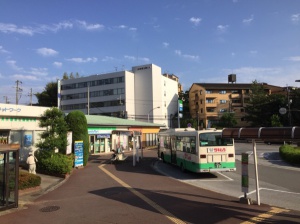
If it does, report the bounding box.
[36,149,74,176]
[279,145,300,165]
[19,171,41,190]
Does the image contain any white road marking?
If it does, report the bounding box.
[239,188,300,198]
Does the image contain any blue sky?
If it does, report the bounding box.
[1,0,300,105]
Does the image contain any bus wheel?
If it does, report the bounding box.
[161,153,165,163]
[180,163,185,173]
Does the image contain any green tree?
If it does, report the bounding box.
[35,82,58,107]
[65,111,89,166]
[36,107,69,154]
[219,112,237,128]
[245,80,286,127]
[290,88,300,126]
[62,72,69,80]
[271,114,282,127]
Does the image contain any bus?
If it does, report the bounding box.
[157,128,236,173]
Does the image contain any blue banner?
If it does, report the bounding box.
[178,99,183,112]
[74,141,84,167]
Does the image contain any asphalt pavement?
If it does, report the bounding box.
[0,149,299,223]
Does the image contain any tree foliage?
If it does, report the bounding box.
[65,110,89,166]
[219,112,237,128]
[35,82,58,107]
[36,107,69,153]
[244,80,286,127]
[290,88,300,126]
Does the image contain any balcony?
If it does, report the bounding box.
[230,93,241,99]
[205,102,217,107]
[205,93,219,98]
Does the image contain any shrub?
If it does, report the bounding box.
[36,149,74,176]
[65,111,89,166]
[19,171,41,190]
[279,145,300,165]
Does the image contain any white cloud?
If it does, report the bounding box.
[118,25,127,29]
[36,48,58,56]
[101,56,114,62]
[0,46,9,53]
[163,42,169,48]
[129,27,137,31]
[40,21,73,32]
[124,55,136,60]
[12,74,39,81]
[223,66,282,84]
[174,50,199,61]
[77,20,104,30]
[189,17,202,26]
[29,67,48,76]
[53,61,63,68]
[67,57,98,63]
[243,15,254,24]
[0,20,103,36]
[6,60,23,71]
[0,23,35,35]
[124,55,150,63]
[285,56,300,62]
[291,13,300,23]
[217,25,229,33]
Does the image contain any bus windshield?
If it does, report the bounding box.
[199,132,233,146]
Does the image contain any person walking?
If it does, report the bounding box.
[26,151,38,174]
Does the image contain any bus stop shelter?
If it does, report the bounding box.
[222,127,300,205]
[0,144,20,212]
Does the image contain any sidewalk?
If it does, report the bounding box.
[0,172,67,217]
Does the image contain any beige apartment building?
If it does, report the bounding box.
[189,75,284,128]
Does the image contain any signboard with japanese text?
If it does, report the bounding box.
[74,141,84,167]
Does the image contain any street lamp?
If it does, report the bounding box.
[148,106,160,122]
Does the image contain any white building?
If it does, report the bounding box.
[59,64,179,128]
[0,103,49,161]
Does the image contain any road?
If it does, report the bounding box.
[0,148,299,223]
[154,142,300,211]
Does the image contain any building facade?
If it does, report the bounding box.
[0,103,49,161]
[59,64,179,128]
[189,77,284,128]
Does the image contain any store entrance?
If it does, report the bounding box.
[0,145,19,212]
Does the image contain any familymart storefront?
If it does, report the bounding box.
[88,127,129,154]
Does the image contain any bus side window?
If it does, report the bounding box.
[191,137,196,154]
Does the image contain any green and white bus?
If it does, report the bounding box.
[157,128,236,173]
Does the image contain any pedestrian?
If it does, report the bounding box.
[26,151,38,174]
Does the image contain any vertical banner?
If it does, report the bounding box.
[66,132,72,155]
[57,79,61,109]
[178,99,183,128]
[241,153,249,193]
[74,140,84,167]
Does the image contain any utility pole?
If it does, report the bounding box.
[28,88,33,106]
[15,80,23,105]
[3,96,9,104]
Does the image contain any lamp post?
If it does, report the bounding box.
[148,106,160,122]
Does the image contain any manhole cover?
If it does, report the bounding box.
[39,205,60,212]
